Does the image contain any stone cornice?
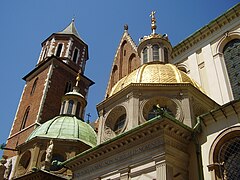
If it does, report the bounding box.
[199,98,240,126]
[97,82,217,111]
[172,3,240,58]
[23,56,94,86]
[62,116,192,171]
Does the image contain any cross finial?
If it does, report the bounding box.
[150,11,156,19]
[150,11,157,34]
[86,113,91,123]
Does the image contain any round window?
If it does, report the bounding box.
[104,106,127,139]
[142,97,183,122]
[16,150,31,176]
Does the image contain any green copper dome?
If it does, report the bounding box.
[27,116,97,147]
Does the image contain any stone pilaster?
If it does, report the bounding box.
[153,155,173,180]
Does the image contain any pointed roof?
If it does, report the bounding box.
[57,19,82,40]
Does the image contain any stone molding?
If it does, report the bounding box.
[172,4,240,58]
[65,118,192,176]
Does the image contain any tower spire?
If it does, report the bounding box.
[150,11,157,35]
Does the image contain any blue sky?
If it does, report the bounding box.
[0,1,239,157]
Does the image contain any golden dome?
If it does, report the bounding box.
[109,63,204,96]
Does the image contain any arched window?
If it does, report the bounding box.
[217,136,240,179]
[72,48,79,63]
[128,53,136,73]
[111,65,118,86]
[164,47,169,63]
[153,45,159,61]
[67,100,74,114]
[223,39,240,99]
[30,78,38,95]
[56,43,63,57]
[60,101,66,114]
[64,81,72,94]
[21,106,30,130]
[114,114,126,133]
[120,41,127,78]
[143,47,148,63]
[76,102,81,118]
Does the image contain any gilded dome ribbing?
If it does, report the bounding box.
[109,63,204,96]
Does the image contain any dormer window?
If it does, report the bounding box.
[56,43,63,57]
[143,47,148,63]
[72,48,79,63]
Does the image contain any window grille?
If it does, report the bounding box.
[218,136,240,180]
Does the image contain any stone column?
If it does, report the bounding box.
[30,143,41,168]
[202,44,223,103]
[213,52,233,103]
[127,91,140,129]
[97,110,105,144]
[154,155,173,180]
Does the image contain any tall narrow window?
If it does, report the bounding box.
[31,78,38,95]
[143,47,148,63]
[61,101,66,114]
[223,39,240,99]
[76,102,81,118]
[67,100,74,114]
[128,54,137,73]
[153,45,159,61]
[111,65,118,86]
[56,43,63,57]
[64,82,72,94]
[164,47,169,63]
[114,114,126,134]
[72,49,79,63]
[21,106,30,130]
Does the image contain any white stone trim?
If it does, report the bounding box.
[48,38,55,57]
[72,47,80,64]
[65,38,73,58]
[37,47,44,64]
[35,63,54,123]
[7,84,27,141]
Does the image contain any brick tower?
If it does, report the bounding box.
[4,19,94,158]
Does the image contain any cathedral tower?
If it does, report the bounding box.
[4,20,94,158]
[96,12,218,144]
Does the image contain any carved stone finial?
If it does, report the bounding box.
[124,24,128,31]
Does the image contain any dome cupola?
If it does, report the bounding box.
[109,63,204,97]
[26,116,97,147]
[60,72,87,119]
[137,11,172,64]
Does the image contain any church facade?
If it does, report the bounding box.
[1,3,240,180]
